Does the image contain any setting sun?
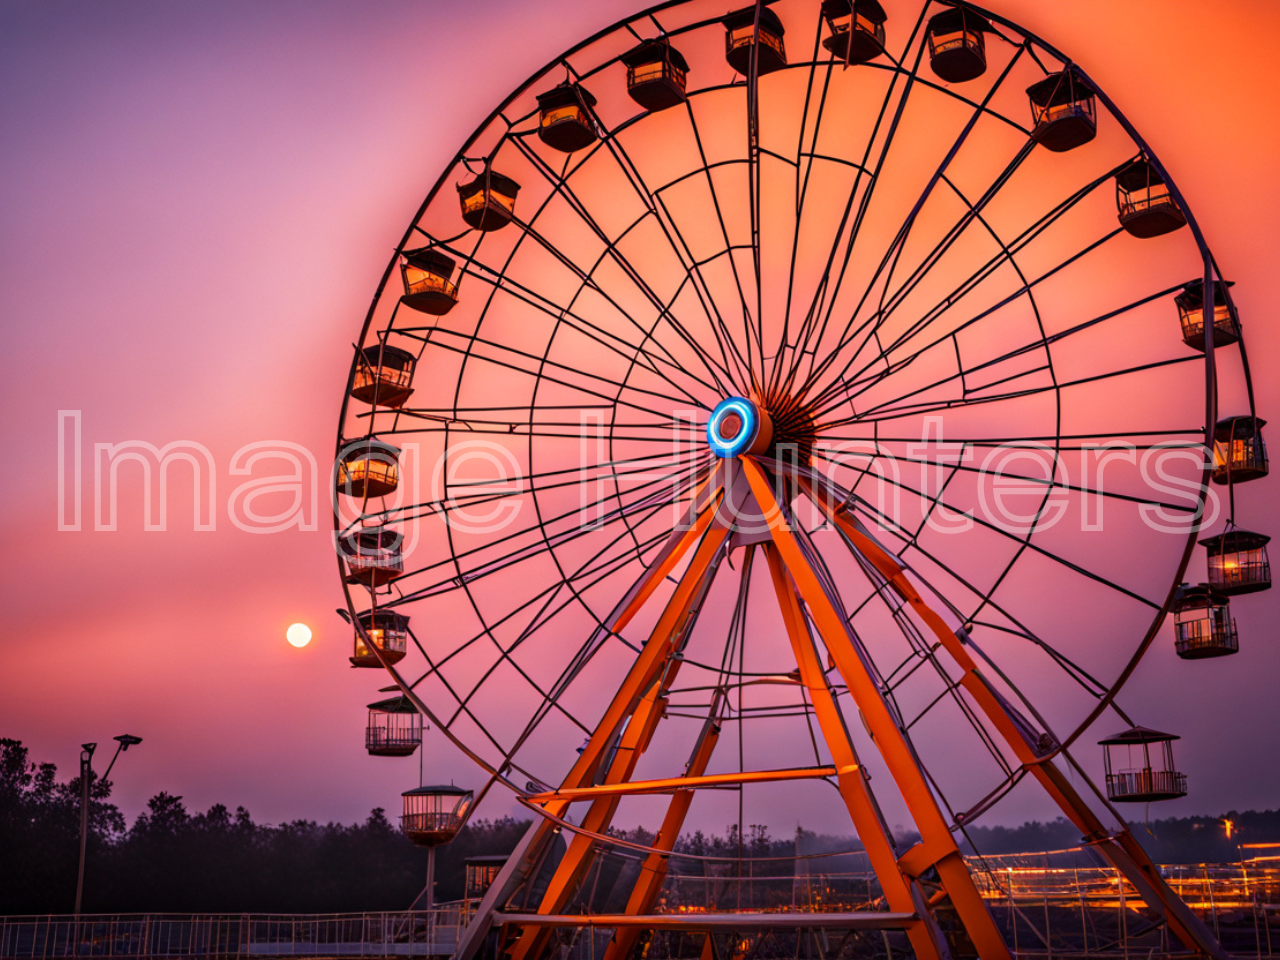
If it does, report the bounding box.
[285,623,312,648]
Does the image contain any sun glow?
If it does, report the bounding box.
[286,623,312,648]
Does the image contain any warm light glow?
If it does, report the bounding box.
[286,623,313,648]
[1225,818,1235,839]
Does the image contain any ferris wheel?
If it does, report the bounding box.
[334,1,1268,957]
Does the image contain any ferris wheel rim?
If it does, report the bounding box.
[334,0,1257,856]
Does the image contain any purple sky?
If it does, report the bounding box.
[2,0,1279,836]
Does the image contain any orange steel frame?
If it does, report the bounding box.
[791,466,1226,960]
[481,454,1224,960]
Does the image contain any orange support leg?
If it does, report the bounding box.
[762,543,942,960]
[742,457,1011,960]
[504,520,733,960]
[798,472,1226,960]
[603,697,724,960]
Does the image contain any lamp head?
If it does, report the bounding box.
[81,742,97,757]
[114,734,143,751]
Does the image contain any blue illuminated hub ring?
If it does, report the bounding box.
[706,397,772,458]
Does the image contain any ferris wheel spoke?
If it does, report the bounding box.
[802,137,1037,410]
[515,211,725,403]
[812,269,1171,425]
[419,328,704,419]
[812,440,1200,517]
[430,498,693,684]
[816,472,1128,705]
[506,134,739,396]
[479,500,728,793]
[803,159,1129,414]
[814,49,1034,393]
[768,27,853,402]
[835,498,1113,707]
[586,115,777,396]
[413,243,715,409]
[809,351,1200,433]
[676,91,768,386]
[807,445,1167,610]
[358,446,708,532]
[777,6,932,395]
[386,460,709,606]
[590,118,755,391]
[803,471,1114,756]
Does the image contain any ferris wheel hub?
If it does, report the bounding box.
[706,397,773,458]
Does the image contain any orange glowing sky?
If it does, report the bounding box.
[2,0,1279,835]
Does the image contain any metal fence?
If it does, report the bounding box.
[0,908,475,960]
[7,855,1280,959]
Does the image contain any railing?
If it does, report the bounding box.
[403,275,456,301]
[1118,183,1177,219]
[1175,615,1238,655]
[627,61,686,91]
[1105,769,1188,800]
[1180,302,1240,343]
[0,908,477,960]
[929,30,982,57]
[1032,98,1096,129]
[10,858,1280,959]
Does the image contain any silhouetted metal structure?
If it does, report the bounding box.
[350,344,416,408]
[457,168,519,232]
[398,248,458,316]
[1212,416,1268,485]
[621,39,688,111]
[1176,279,1240,350]
[1200,529,1272,596]
[820,0,886,64]
[1027,69,1096,152]
[366,696,422,756]
[1099,727,1187,803]
[724,6,786,76]
[337,439,400,499]
[1116,157,1187,238]
[350,610,408,668]
[1170,584,1238,660]
[926,8,991,83]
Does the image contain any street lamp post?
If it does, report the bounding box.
[75,734,142,916]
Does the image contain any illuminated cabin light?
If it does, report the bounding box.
[536,82,599,153]
[724,5,787,76]
[1116,158,1187,238]
[337,438,401,499]
[1199,529,1272,596]
[365,695,422,756]
[340,527,404,587]
[1170,583,1238,660]
[399,247,458,316]
[621,38,689,112]
[925,8,991,83]
[1212,416,1268,485]
[1175,279,1240,351]
[350,609,409,667]
[350,344,416,408]
[1098,726,1187,803]
[1026,69,1097,152]
[401,785,473,847]
[820,0,886,65]
[457,168,520,232]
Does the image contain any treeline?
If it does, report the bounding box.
[0,738,524,915]
[4,737,1277,916]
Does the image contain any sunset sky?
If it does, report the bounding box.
[3,0,1279,839]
